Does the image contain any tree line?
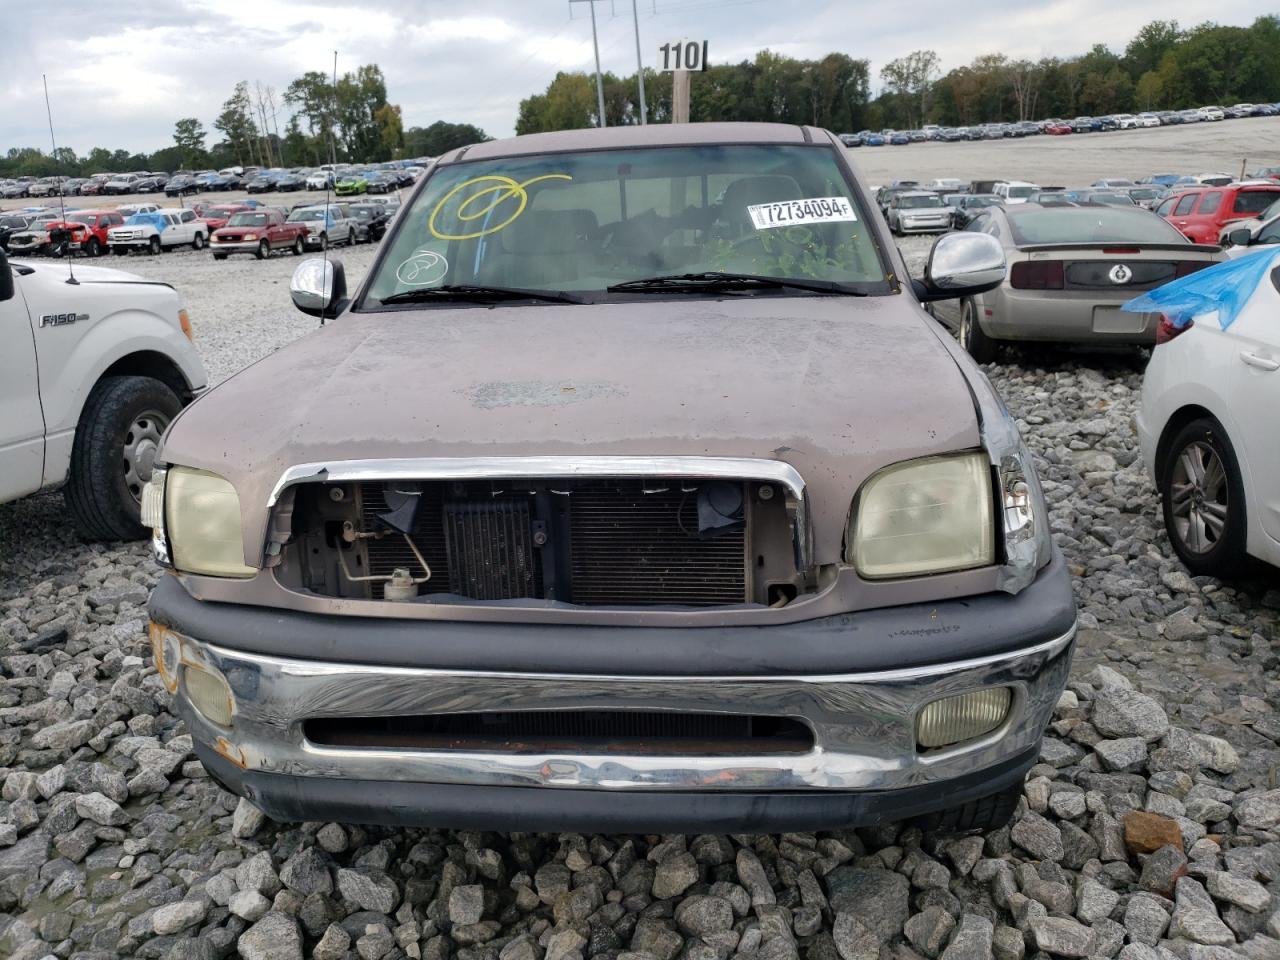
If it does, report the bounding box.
[515,16,1280,133]
[0,65,491,180]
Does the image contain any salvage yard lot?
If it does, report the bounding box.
[2,125,1280,959]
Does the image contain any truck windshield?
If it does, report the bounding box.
[365,144,888,303]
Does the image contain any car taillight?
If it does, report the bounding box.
[1175,260,1211,278]
[1009,260,1064,289]
[1155,314,1192,345]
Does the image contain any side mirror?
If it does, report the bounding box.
[1225,228,1252,248]
[290,258,348,319]
[913,232,1006,302]
[0,250,13,302]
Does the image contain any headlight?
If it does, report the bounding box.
[164,467,256,578]
[848,452,995,578]
[242,232,258,240]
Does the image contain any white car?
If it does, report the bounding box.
[1115,114,1141,129]
[993,181,1039,205]
[885,191,952,234]
[1137,113,1161,127]
[108,208,208,255]
[923,178,966,193]
[1136,251,1280,575]
[286,203,357,248]
[116,203,161,218]
[1197,106,1226,122]
[0,249,207,538]
[305,171,333,190]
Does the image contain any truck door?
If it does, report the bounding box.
[0,263,45,501]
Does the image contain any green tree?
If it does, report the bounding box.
[214,82,258,166]
[172,117,207,168]
[402,121,491,157]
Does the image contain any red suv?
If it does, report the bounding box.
[1156,183,1280,243]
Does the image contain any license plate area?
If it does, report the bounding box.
[1092,307,1147,334]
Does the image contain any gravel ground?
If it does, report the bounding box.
[2,191,1280,960]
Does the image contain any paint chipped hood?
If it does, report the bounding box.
[160,294,981,563]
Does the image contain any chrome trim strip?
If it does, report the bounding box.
[267,455,813,569]
[204,620,1075,685]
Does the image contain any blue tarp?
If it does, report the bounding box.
[1121,246,1280,330]
[124,212,167,231]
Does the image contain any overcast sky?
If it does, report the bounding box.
[2,0,1273,156]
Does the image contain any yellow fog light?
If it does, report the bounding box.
[184,664,235,727]
[150,622,181,693]
[916,688,1012,749]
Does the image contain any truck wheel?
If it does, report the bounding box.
[256,239,270,260]
[148,236,161,255]
[192,232,205,250]
[86,238,103,257]
[66,375,181,541]
[292,236,304,255]
[318,232,328,250]
[913,782,1022,834]
[958,298,998,363]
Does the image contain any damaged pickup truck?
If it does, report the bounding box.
[145,123,1077,833]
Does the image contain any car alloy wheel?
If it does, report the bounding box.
[1168,440,1229,554]
[122,407,170,504]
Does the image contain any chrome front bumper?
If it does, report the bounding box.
[164,622,1074,795]
[209,240,261,253]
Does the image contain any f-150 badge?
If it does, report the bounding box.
[40,312,89,327]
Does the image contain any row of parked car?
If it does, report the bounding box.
[0,195,399,260]
[871,170,1280,244]
[0,158,434,201]
[839,103,1280,146]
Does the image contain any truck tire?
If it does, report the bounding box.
[255,239,269,260]
[148,236,161,255]
[192,232,205,250]
[292,236,304,255]
[86,237,103,257]
[66,375,182,541]
[912,782,1022,834]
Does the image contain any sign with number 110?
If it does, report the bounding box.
[658,40,708,72]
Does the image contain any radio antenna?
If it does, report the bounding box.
[320,49,338,326]
[42,74,77,285]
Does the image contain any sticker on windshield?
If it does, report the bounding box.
[747,197,857,230]
[395,249,449,286]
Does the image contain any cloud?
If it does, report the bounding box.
[1,0,1274,156]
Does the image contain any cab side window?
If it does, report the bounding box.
[1198,192,1222,215]
[1173,195,1197,216]
[1154,199,1176,217]
[180,211,196,223]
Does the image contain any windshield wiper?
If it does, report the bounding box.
[607,272,870,296]
[378,285,586,305]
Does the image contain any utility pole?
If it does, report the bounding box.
[631,0,647,124]
[672,69,690,123]
[569,0,608,127]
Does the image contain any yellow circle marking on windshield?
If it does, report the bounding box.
[428,174,573,241]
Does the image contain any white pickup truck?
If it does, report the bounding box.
[107,208,209,255]
[0,249,208,538]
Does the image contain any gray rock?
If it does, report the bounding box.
[34,765,66,800]
[824,867,910,942]
[1169,907,1236,946]
[280,845,332,897]
[152,899,209,935]
[1206,871,1270,914]
[74,791,129,826]
[229,889,271,921]
[1094,737,1148,772]
[317,823,348,854]
[238,911,303,960]
[736,847,776,906]
[32,719,95,752]
[1140,845,1189,897]
[940,914,993,960]
[1029,917,1095,957]
[1011,812,1065,861]
[652,852,699,899]
[992,925,1024,960]
[630,918,683,960]
[546,928,587,960]
[449,884,484,925]
[905,906,956,959]
[1076,879,1119,923]
[832,912,880,960]
[1124,893,1172,946]
[236,851,281,897]
[1236,790,1280,830]
[336,868,400,913]
[674,895,733,937]
[1091,687,1170,742]
[231,797,268,839]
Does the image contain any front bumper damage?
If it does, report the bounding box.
[149,551,1076,832]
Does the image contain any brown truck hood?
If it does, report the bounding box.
[163,294,980,563]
